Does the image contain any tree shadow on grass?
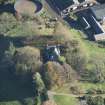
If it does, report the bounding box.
[0,35,35,104]
[0,66,34,102]
[0,35,25,60]
[64,17,80,30]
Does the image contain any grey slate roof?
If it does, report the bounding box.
[90,4,105,21]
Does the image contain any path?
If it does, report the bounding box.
[48,91,105,97]
[47,91,87,105]
[47,91,84,99]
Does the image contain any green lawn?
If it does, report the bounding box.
[68,28,105,70]
[54,95,80,105]
[69,29,105,56]
[78,82,105,91]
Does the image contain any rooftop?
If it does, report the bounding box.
[90,4,105,21]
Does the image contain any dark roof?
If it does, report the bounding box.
[52,0,74,10]
[79,16,90,29]
[90,4,105,21]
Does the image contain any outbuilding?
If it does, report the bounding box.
[90,4,105,21]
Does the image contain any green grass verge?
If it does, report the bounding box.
[54,95,79,105]
[78,82,105,91]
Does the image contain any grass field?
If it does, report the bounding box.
[68,28,105,60]
[78,82,105,91]
[54,95,80,105]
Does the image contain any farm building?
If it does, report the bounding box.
[90,4,105,21]
[78,4,105,41]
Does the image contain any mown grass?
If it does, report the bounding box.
[54,95,79,105]
[78,82,105,91]
[52,84,71,94]
[69,29,105,56]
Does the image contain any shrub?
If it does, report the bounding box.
[41,61,77,89]
[65,40,87,72]
[33,72,48,103]
[87,88,105,94]
[0,13,18,36]
[87,88,97,94]
[88,55,105,83]
[58,56,66,64]
[70,86,83,94]
[14,46,42,83]
[86,96,104,105]
[42,62,65,89]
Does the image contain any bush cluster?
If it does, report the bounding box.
[85,96,105,105]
